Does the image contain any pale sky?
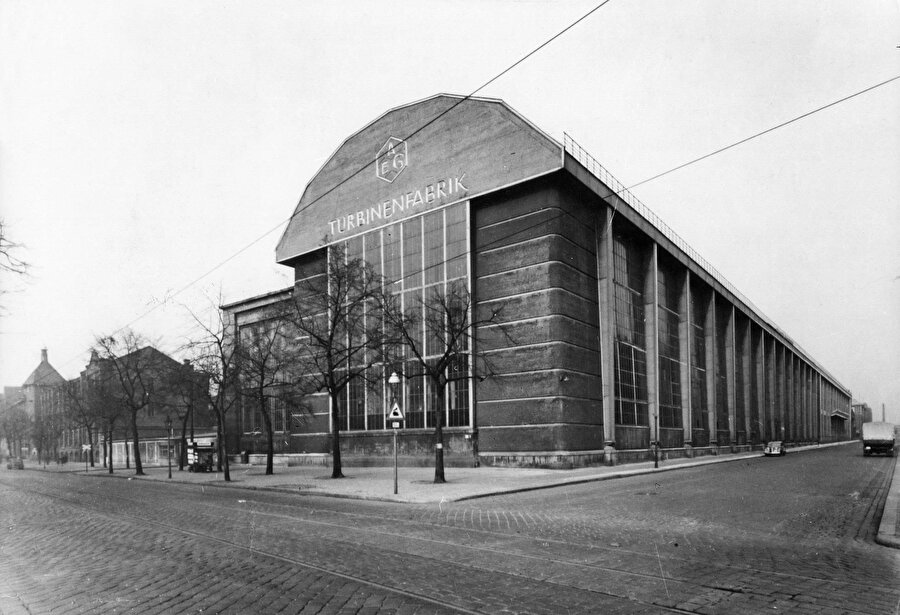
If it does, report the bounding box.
[1,1,898,422]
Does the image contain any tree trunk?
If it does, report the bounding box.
[331,420,344,478]
[218,411,231,482]
[261,405,275,476]
[130,411,144,475]
[434,383,446,484]
[107,429,114,474]
[87,426,95,467]
[179,413,190,471]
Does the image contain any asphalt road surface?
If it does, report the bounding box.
[1,445,898,614]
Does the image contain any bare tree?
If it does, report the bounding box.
[182,298,242,480]
[383,280,508,483]
[158,360,207,471]
[93,330,175,476]
[1,401,29,460]
[62,378,100,467]
[285,244,386,479]
[232,301,305,476]
[0,219,28,276]
[0,219,29,311]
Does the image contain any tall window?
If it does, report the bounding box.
[715,300,730,437]
[330,202,471,431]
[735,321,746,438]
[657,265,682,429]
[690,285,708,430]
[613,234,648,426]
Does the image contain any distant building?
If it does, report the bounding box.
[851,402,873,438]
[77,346,215,468]
[225,94,852,468]
[21,349,67,462]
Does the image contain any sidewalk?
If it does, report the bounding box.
[28,441,864,498]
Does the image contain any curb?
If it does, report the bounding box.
[875,451,900,549]
[22,440,864,506]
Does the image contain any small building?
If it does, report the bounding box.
[225,94,852,468]
[851,401,873,439]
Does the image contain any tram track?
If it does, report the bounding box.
[5,471,899,615]
[1,476,706,614]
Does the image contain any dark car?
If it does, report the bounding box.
[6,458,24,470]
[763,441,786,457]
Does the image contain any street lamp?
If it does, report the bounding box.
[165,416,172,479]
[388,371,401,495]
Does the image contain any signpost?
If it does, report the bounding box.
[82,444,91,473]
[387,371,403,495]
[388,402,404,494]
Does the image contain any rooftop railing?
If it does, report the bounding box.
[562,133,847,393]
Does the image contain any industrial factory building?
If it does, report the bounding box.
[225,94,851,467]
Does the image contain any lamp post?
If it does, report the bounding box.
[388,371,401,495]
[165,416,172,479]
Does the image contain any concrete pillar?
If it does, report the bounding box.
[596,208,616,448]
[776,343,786,441]
[788,353,796,442]
[645,243,659,445]
[680,271,692,445]
[725,305,736,447]
[741,318,752,443]
[754,327,765,443]
[705,293,717,444]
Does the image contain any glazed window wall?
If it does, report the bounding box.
[613,235,649,426]
[657,265,682,429]
[333,202,471,432]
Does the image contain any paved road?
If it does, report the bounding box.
[1,445,898,614]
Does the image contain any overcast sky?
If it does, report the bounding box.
[1,1,898,423]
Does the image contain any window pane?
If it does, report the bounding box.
[366,364,385,430]
[348,374,365,430]
[403,217,422,289]
[405,361,425,428]
[446,203,467,280]
[424,210,443,286]
[383,224,401,288]
[364,230,382,278]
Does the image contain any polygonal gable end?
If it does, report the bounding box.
[275,94,562,265]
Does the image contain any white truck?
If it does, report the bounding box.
[861,422,896,457]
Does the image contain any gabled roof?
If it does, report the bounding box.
[275,93,563,264]
[22,359,66,388]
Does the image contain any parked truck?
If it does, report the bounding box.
[861,422,896,457]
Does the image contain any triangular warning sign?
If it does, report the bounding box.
[387,402,404,421]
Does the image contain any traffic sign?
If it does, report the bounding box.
[387,402,404,421]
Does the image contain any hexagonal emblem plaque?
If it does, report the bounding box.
[375,137,407,183]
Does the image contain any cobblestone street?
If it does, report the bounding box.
[1,445,898,614]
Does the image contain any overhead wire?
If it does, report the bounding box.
[10,8,900,386]
[8,0,618,386]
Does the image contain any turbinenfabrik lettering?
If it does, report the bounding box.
[327,173,468,236]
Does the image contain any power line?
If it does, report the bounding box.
[8,1,616,385]
[627,74,900,191]
[108,0,618,339]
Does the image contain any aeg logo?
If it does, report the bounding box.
[375,137,407,183]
